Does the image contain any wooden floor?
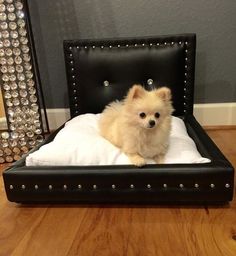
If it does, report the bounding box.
[0,129,236,256]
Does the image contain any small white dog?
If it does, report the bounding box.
[99,84,174,166]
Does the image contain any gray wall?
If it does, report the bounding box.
[28,0,236,108]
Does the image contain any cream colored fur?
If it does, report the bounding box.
[99,85,174,166]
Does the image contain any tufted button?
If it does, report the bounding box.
[103,80,109,87]
[147,79,153,85]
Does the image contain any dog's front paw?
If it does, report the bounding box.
[128,154,146,167]
[154,154,165,164]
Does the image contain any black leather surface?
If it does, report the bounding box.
[64,34,196,118]
[3,34,234,204]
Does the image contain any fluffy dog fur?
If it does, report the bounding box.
[99,85,174,166]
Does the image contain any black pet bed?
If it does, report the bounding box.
[3,34,234,204]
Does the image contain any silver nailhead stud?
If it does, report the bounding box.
[69,46,72,50]
[101,45,104,49]
[147,78,153,85]
[171,42,174,45]
[103,80,109,87]
[49,185,52,190]
[21,185,25,189]
[35,185,38,190]
[69,54,72,57]
[72,75,75,79]
[112,184,116,189]
[134,44,138,47]
[194,183,199,188]
[164,42,167,45]
[210,184,215,188]
[184,80,187,84]
[142,43,145,46]
[185,58,188,61]
[78,184,82,189]
[126,44,129,47]
[179,41,182,45]
[92,45,95,48]
[157,43,160,46]
[179,184,184,188]
[225,183,230,188]
[70,61,73,64]
[163,184,167,188]
[147,184,151,189]
[185,65,188,69]
[109,45,112,48]
[185,41,188,45]
[185,49,188,53]
[84,46,87,49]
[149,43,153,46]
[76,46,79,49]
[63,185,67,190]
[93,185,97,189]
[71,68,74,71]
[10,185,14,190]
[130,184,134,189]
[117,44,120,48]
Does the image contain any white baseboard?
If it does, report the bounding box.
[45,103,236,130]
[0,117,7,130]
[193,103,236,126]
[46,108,70,130]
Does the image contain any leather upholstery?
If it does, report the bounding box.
[3,34,234,204]
[64,34,196,118]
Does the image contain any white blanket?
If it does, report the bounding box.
[26,114,210,166]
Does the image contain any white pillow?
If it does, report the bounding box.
[26,114,211,166]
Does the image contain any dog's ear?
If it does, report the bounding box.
[127,84,145,100]
[156,87,171,101]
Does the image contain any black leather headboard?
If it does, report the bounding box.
[64,34,196,118]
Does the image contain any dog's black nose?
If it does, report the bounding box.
[149,120,156,127]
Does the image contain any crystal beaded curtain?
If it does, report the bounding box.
[0,0,47,163]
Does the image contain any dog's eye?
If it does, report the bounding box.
[139,112,146,118]
[155,112,160,118]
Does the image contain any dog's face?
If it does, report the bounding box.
[124,85,173,130]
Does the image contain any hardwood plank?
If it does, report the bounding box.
[0,129,236,256]
[204,126,236,131]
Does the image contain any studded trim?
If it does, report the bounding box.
[9,183,231,191]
